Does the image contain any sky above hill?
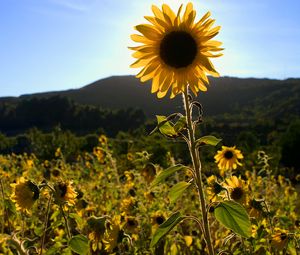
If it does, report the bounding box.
[0,0,299,97]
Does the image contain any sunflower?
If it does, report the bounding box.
[214,146,243,175]
[130,3,223,98]
[271,228,289,250]
[10,177,39,213]
[103,216,122,253]
[224,176,248,204]
[87,216,106,251]
[124,216,139,234]
[206,175,223,202]
[53,180,77,206]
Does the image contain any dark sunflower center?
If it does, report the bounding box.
[27,181,40,200]
[159,31,197,68]
[156,216,165,225]
[231,187,244,201]
[280,233,287,241]
[224,151,234,159]
[213,183,223,194]
[127,219,136,226]
[58,183,67,197]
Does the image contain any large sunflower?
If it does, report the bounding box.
[130,3,223,98]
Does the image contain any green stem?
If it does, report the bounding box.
[0,179,11,233]
[39,194,52,255]
[59,205,71,239]
[182,89,215,255]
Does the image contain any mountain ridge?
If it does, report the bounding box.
[1,75,299,118]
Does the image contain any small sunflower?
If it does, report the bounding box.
[214,146,243,175]
[224,176,248,203]
[130,3,223,98]
[124,216,139,234]
[10,177,39,213]
[271,228,289,250]
[53,180,77,206]
[206,175,223,202]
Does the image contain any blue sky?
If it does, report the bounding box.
[0,0,299,97]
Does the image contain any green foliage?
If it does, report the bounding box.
[214,201,251,238]
[168,182,191,204]
[151,165,187,188]
[195,135,222,147]
[69,235,89,255]
[280,118,300,172]
[150,212,186,248]
[0,96,145,136]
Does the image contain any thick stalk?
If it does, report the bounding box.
[182,89,215,255]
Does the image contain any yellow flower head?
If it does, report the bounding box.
[124,216,139,234]
[98,135,108,146]
[11,177,39,213]
[103,216,122,252]
[214,146,243,175]
[271,228,289,250]
[53,180,77,206]
[130,2,223,98]
[224,176,248,203]
[87,216,106,244]
[151,211,166,226]
[206,175,223,202]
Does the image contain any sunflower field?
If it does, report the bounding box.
[0,132,299,255]
[1,2,299,255]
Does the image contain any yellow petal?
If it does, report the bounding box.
[194,11,211,28]
[140,62,160,82]
[135,24,161,40]
[162,4,176,24]
[183,2,193,22]
[157,89,168,98]
[152,5,164,20]
[130,57,153,68]
[130,34,153,44]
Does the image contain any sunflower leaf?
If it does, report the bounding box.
[69,234,89,255]
[214,201,251,238]
[169,181,191,204]
[151,164,188,189]
[173,116,187,133]
[150,115,178,138]
[150,212,186,248]
[195,135,222,147]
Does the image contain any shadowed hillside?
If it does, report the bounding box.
[1,76,299,120]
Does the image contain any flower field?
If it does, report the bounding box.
[0,134,299,255]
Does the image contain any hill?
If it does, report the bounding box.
[2,76,299,120]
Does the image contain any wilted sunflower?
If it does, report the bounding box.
[224,176,248,204]
[103,216,123,253]
[53,180,77,206]
[130,2,223,98]
[214,146,243,175]
[11,177,39,213]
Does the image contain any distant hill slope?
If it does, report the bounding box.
[1,76,299,119]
